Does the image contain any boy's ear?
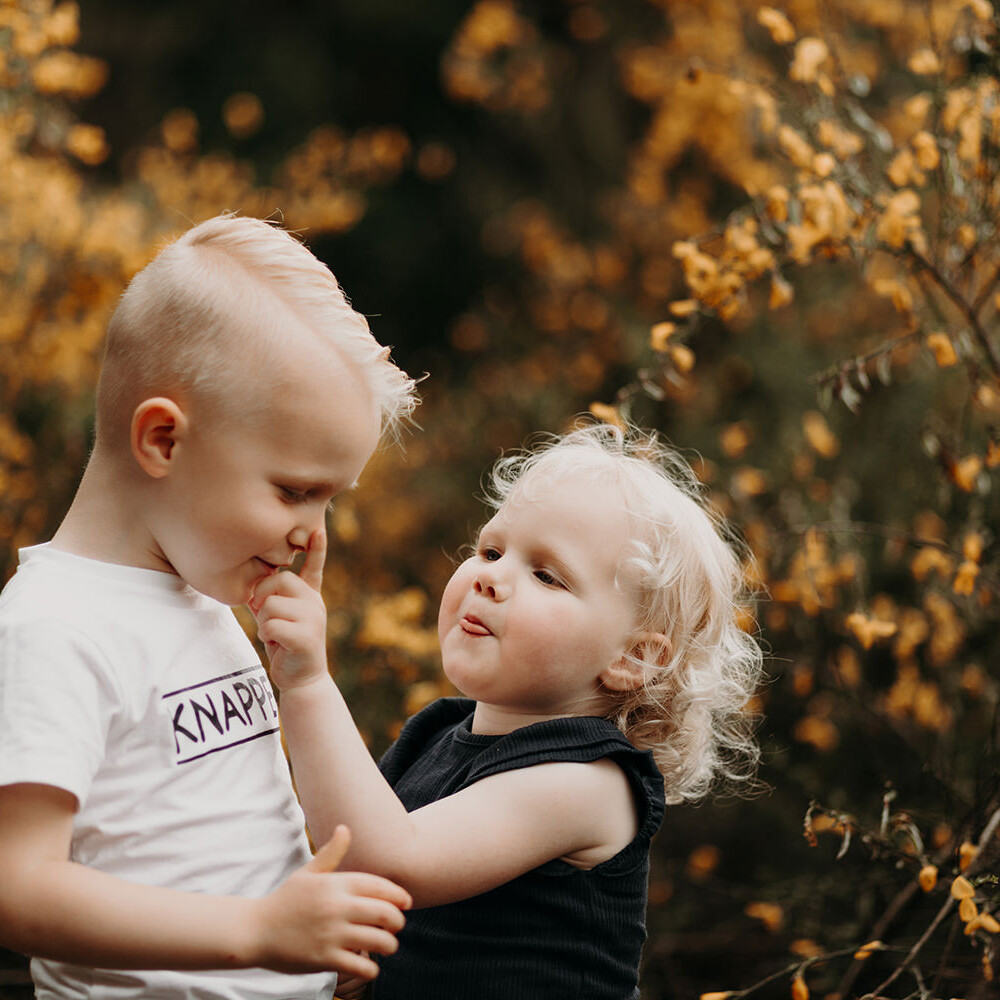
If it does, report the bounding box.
[131,397,188,479]
[599,631,672,692]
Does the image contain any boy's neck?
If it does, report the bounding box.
[50,451,168,574]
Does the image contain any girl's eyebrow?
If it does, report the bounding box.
[529,543,580,586]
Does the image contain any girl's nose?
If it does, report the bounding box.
[473,574,508,601]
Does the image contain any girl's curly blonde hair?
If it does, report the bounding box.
[484,421,764,804]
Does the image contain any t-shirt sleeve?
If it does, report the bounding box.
[0,615,120,805]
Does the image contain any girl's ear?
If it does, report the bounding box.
[131,397,188,479]
[599,631,672,692]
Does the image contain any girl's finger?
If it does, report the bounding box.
[299,528,328,592]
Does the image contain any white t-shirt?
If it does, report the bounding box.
[0,545,337,1000]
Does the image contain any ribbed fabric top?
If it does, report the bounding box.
[373,697,665,1000]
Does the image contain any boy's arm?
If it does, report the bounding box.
[256,533,639,910]
[0,781,409,976]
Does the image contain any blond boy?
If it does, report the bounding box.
[0,215,417,999]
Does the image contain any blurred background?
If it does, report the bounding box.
[3,1,1000,997]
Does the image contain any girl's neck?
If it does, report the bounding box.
[470,699,608,736]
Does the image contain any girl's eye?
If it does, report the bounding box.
[279,486,308,504]
[534,569,563,588]
[480,547,501,562]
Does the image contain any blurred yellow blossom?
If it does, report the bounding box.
[791,973,809,1000]
[926,332,958,367]
[802,411,839,458]
[954,560,980,595]
[669,343,696,373]
[649,321,676,351]
[757,7,795,44]
[919,864,938,892]
[789,38,829,84]
[744,901,785,932]
[908,48,942,74]
[686,844,721,880]
[31,49,106,96]
[222,92,264,139]
[64,123,108,165]
[846,612,897,649]
[951,455,982,492]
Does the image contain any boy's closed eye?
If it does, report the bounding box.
[276,485,338,512]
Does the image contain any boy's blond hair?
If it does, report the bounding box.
[484,422,763,804]
[96,214,418,448]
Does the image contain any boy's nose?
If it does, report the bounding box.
[287,523,313,552]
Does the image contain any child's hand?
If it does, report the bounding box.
[334,969,372,999]
[249,825,410,977]
[251,529,329,691]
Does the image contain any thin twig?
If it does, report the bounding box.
[971,259,1000,316]
[861,806,1000,999]
[789,520,1000,595]
[808,332,920,389]
[905,249,1000,379]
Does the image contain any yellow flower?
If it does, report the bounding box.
[919,864,938,892]
[854,940,883,960]
[669,344,696,374]
[951,875,975,899]
[686,844,721,880]
[908,48,942,74]
[222,92,264,140]
[959,841,978,871]
[951,455,982,492]
[963,533,983,562]
[789,38,828,83]
[720,422,752,459]
[745,901,785,933]
[846,612,897,649]
[765,185,790,222]
[793,715,839,752]
[802,411,839,458]
[757,7,795,44]
[926,332,958,367]
[649,322,676,351]
[778,125,815,169]
[953,560,980,596]
[812,152,835,177]
[732,466,768,497]
[161,108,199,153]
[790,973,809,1000]
[967,0,994,22]
[64,123,108,166]
[887,149,920,188]
[769,273,794,309]
[912,131,940,170]
[668,299,699,317]
[910,546,953,581]
[587,401,625,430]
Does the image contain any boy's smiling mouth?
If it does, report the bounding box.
[254,557,288,574]
[460,614,493,636]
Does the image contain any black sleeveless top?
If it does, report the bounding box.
[372,697,665,1000]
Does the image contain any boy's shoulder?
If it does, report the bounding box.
[0,545,234,666]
